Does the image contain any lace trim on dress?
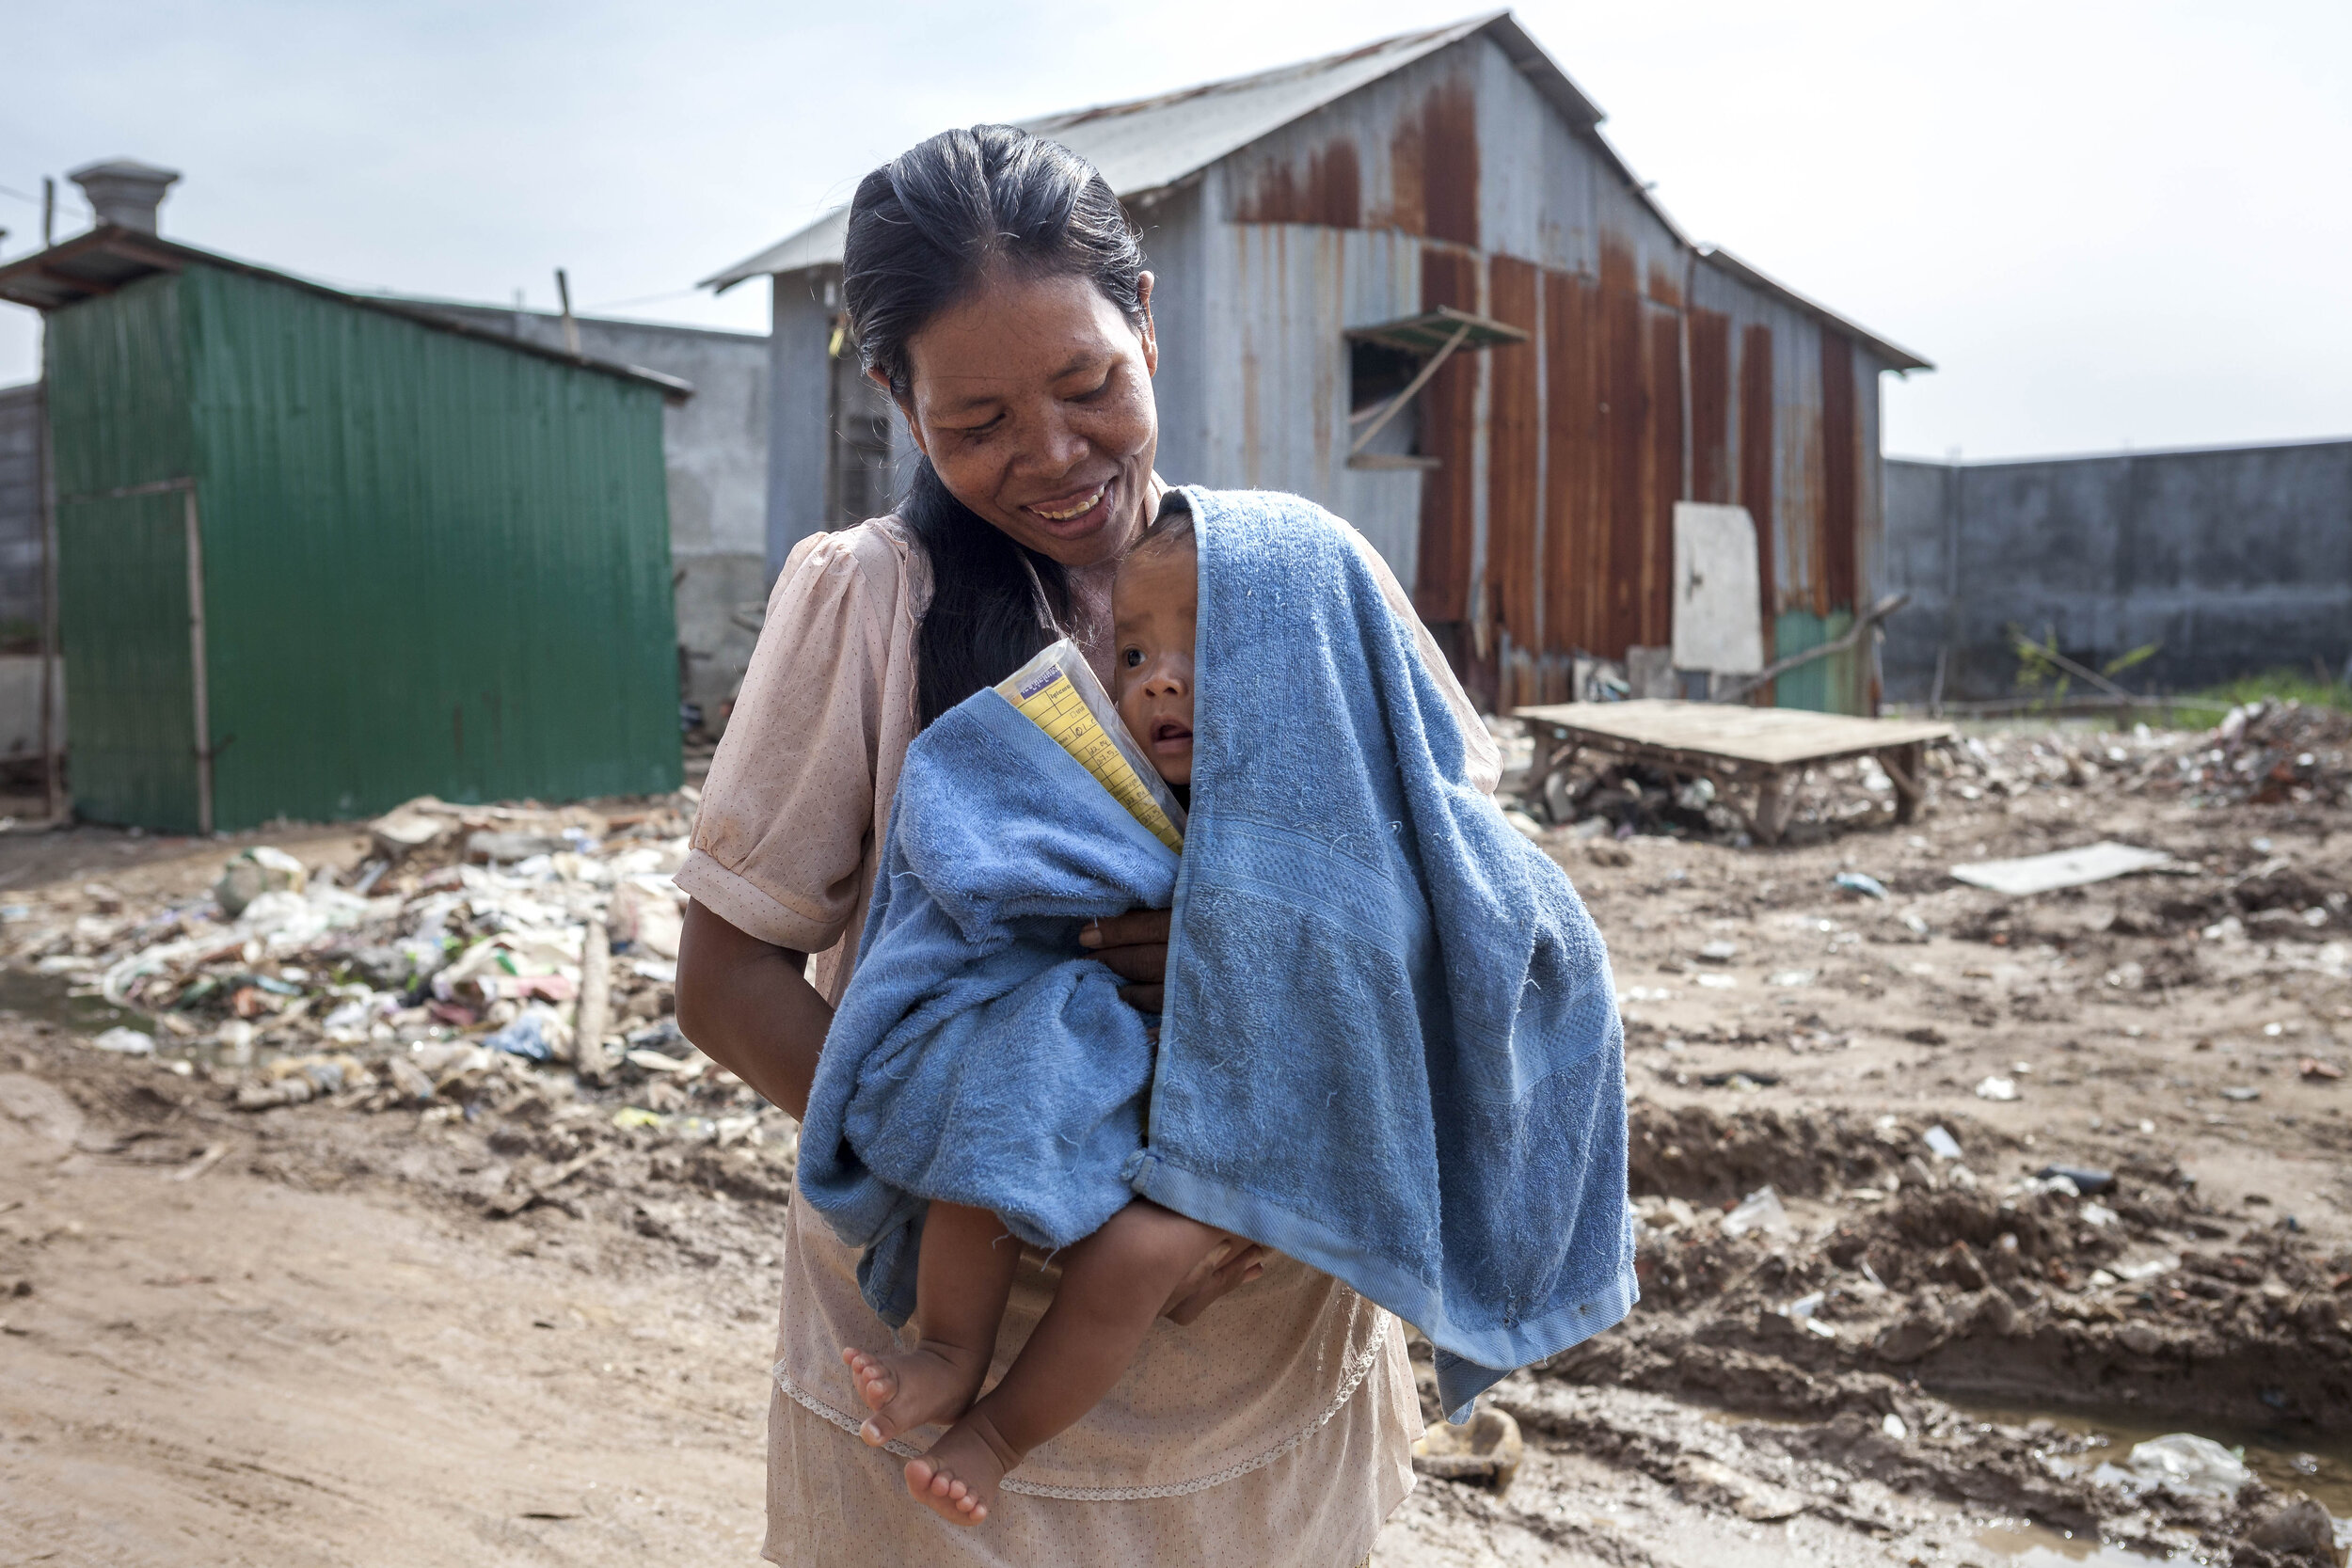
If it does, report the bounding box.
[770,1299,1389,1502]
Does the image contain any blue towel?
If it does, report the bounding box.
[796,680,1178,1324]
[799,487,1635,1418]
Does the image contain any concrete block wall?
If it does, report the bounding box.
[1879,439,2352,703]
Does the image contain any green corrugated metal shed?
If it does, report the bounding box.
[0,228,683,832]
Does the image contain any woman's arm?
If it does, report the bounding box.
[675,899,835,1121]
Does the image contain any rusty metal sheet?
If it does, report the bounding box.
[1413,245,1481,623]
[1689,309,1731,505]
[1738,321,1777,667]
[1232,137,1363,227]
[1486,256,1540,648]
[1819,329,1859,615]
[1644,305,1684,648]
[1541,267,1599,655]
[1601,244,1646,658]
[1421,77,1480,247]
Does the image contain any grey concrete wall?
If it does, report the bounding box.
[0,383,41,635]
[414,302,770,724]
[1881,440,2352,703]
[767,271,834,579]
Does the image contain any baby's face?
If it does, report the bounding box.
[1111,538,1198,786]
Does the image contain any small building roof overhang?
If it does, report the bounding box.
[0,228,695,400]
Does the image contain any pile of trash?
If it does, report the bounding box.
[1532,759,1747,842]
[1,792,776,1146]
[2131,700,2352,809]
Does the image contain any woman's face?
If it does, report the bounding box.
[885,269,1159,570]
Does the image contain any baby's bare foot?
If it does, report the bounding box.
[903,1411,1020,1527]
[840,1344,985,1447]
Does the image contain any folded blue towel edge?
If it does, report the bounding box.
[967,688,1185,874]
[1124,1146,1638,1420]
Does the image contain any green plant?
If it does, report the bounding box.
[2154,668,2352,731]
[2010,626,2161,713]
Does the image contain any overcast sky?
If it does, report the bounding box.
[4,0,2345,460]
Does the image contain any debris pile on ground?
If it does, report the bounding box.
[1538,1101,2352,1561]
[2129,700,2352,810]
[1495,701,2351,854]
[0,792,796,1177]
[1499,718,2192,847]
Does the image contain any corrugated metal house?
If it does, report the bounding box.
[707,9,1930,713]
[0,227,684,832]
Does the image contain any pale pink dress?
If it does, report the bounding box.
[678,500,1501,1568]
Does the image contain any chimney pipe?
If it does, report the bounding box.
[67,158,181,235]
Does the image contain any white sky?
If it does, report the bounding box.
[4,0,2346,461]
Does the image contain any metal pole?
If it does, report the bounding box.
[41,177,55,248]
[183,485,213,835]
[555,268,581,358]
[36,378,58,820]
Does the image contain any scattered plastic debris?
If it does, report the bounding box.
[1721,1184,1792,1239]
[1832,871,1887,900]
[2037,1164,2115,1195]
[0,793,756,1145]
[87,1025,155,1055]
[2125,1433,2251,1497]
[1974,1076,2020,1101]
[1949,841,2177,897]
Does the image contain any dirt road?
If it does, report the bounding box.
[4,718,2352,1565]
[1,1053,774,1565]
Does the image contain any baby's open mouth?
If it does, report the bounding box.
[1151,721,1193,748]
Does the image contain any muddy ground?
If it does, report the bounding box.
[4,720,2352,1565]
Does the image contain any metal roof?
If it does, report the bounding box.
[702,9,1616,292]
[696,8,1927,375]
[1696,245,1932,372]
[0,227,694,399]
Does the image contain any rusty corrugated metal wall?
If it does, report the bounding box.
[1182,28,1899,712]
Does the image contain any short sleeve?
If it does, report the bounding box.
[675,527,911,952]
[1341,528,1504,797]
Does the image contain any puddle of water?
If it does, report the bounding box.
[0,966,148,1036]
[1957,1400,2352,1519]
[1974,1522,2169,1564]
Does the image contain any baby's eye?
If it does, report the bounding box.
[1121,647,1144,668]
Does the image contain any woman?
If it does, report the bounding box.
[675,124,1501,1566]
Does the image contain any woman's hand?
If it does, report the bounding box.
[1158,1236,1271,1325]
[1078,908,1170,1011]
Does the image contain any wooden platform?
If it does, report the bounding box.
[1512,700,1956,844]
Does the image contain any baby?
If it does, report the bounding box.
[840,511,1231,1526]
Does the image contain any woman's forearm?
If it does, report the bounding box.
[675,898,833,1120]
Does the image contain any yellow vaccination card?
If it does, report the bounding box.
[995,640,1185,854]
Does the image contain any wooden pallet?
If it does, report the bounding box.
[1511,700,1956,845]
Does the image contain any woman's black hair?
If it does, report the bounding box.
[841,124,1149,727]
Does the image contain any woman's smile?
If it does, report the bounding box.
[1022,478,1116,539]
